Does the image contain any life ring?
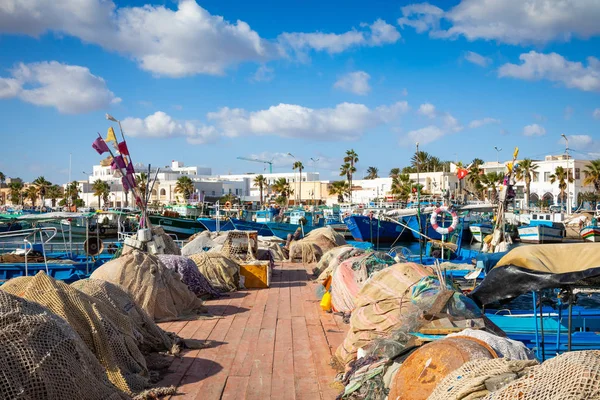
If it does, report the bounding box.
[430,206,459,235]
[224,201,232,210]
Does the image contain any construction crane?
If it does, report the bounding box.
[236,157,274,173]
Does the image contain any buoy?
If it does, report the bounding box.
[430,206,459,235]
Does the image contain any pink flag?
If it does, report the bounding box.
[111,155,126,169]
[126,162,135,174]
[118,141,130,156]
[92,137,109,154]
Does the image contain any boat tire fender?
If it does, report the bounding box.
[100,227,106,235]
[430,206,459,235]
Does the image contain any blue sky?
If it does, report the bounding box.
[0,0,599,184]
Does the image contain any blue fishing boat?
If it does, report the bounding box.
[260,209,324,240]
[196,217,235,232]
[344,214,410,243]
[229,218,274,237]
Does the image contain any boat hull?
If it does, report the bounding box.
[148,215,206,238]
[469,223,494,243]
[40,221,118,238]
[344,215,411,243]
[517,225,563,243]
[196,218,235,233]
[580,226,600,242]
[265,222,318,240]
[229,218,275,237]
[403,214,469,241]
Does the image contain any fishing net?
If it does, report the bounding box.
[335,263,433,368]
[188,252,240,292]
[289,226,345,263]
[258,240,287,261]
[330,252,396,313]
[71,278,176,355]
[316,246,365,281]
[446,329,535,361]
[313,245,350,276]
[1,272,152,395]
[0,290,129,400]
[220,230,258,262]
[90,250,205,322]
[122,226,181,256]
[157,255,220,299]
[181,231,215,256]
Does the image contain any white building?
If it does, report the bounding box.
[219,172,320,199]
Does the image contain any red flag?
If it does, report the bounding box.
[92,137,109,154]
[118,141,129,156]
[457,168,468,180]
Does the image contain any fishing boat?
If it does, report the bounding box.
[517,212,565,243]
[581,225,600,242]
[344,214,410,243]
[148,204,207,238]
[469,222,494,243]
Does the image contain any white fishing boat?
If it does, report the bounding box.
[581,225,600,242]
[517,213,565,243]
[469,223,494,243]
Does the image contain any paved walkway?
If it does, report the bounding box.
[157,262,348,399]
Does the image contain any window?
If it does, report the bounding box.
[544,172,551,182]
[532,215,537,220]
[575,168,580,180]
[212,191,215,196]
[546,215,551,220]
[159,188,166,196]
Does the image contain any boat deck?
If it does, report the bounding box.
[157,262,348,399]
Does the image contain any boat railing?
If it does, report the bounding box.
[0,227,59,274]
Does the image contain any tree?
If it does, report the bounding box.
[480,172,503,202]
[136,173,148,200]
[9,182,23,205]
[514,158,538,209]
[0,171,5,187]
[92,179,110,209]
[467,163,484,200]
[292,161,304,204]
[428,156,442,172]
[366,166,379,179]
[46,185,63,208]
[389,168,400,178]
[411,151,430,171]
[25,186,38,206]
[253,175,268,206]
[583,159,600,193]
[272,177,293,206]
[550,166,573,206]
[329,181,349,203]
[33,176,52,207]
[342,149,358,202]
[471,158,484,167]
[64,181,81,208]
[174,176,195,204]
[390,173,413,202]
[401,166,416,174]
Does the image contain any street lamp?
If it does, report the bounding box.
[287,153,300,204]
[494,146,502,164]
[311,158,319,205]
[561,134,571,214]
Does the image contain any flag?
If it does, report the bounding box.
[112,155,126,169]
[99,155,113,167]
[122,175,136,191]
[92,137,109,154]
[117,141,129,156]
[126,161,135,174]
[457,168,468,180]
[513,147,519,159]
[106,127,117,143]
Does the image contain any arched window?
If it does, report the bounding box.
[160,188,166,196]
[542,192,554,205]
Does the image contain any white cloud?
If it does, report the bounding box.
[122,111,218,144]
[252,65,275,82]
[464,51,492,67]
[402,125,445,146]
[398,0,600,45]
[468,117,500,128]
[278,19,400,59]
[564,106,574,120]
[523,124,546,136]
[0,61,120,114]
[593,108,600,119]
[207,101,409,141]
[498,51,600,92]
[559,134,593,150]
[418,103,436,118]
[334,71,371,95]
[442,113,463,132]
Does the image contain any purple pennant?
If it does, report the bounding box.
[126,161,135,174]
[92,137,109,155]
[112,155,126,169]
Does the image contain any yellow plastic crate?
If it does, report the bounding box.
[239,261,271,288]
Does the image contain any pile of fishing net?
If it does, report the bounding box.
[71,278,177,354]
[0,290,129,399]
[331,252,396,313]
[289,226,347,263]
[258,239,287,261]
[0,272,173,397]
[157,254,220,299]
[335,263,433,368]
[123,226,181,256]
[188,252,240,292]
[90,249,205,321]
[429,350,600,400]
[220,230,258,262]
[315,246,365,280]
[181,231,216,256]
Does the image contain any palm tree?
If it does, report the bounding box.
[471,158,484,167]
[389,168,400,178]
[411,151,430,171]
[402,166,416,174]
[343,149,358,202]
[366,166,379,179]
[65,181,81,208]
[33,176,52,208]
[329,181,349,203]
[391,173,413,201]
[0,171,5,187]
[272,177,292,206]
[428,156,442,172]
[467,163,484,200]
[136,173,148,200]
[9,182,23,205]
[514,158,538,210]
[46,185,63,208]
[480,172,503,202]
[25,186,38,206]
[174,176,195,203]
[550,166,573,206]
[583,159,600,193]
[253,175,268,206]
[292,161,304,204]
[92,179,110,209]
